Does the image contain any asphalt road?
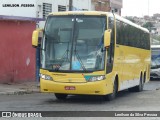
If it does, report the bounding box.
[0,80,160,120]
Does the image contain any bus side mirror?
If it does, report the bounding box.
[104,29,112,48]
[32,29,43,48]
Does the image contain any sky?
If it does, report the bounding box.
[121,0,160,17]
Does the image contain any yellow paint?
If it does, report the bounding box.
[32,29,43,47]
[49,11,109,16]
[40,69,114,95]
[38,11,151,96]
[104,29,111,47]
[114,45,151,85]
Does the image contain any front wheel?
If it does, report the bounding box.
[55,93,68,100]
[103,80,118,101]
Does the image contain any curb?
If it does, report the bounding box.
[0,90,40,95]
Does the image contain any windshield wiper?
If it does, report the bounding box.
[54,49,70,71]
[72,19,86,72]
[74,50,87,71]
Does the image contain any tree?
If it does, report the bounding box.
[125,17,136,23]
[142,22,154,31]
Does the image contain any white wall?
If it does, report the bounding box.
[36,0,69,28]
[0,0,36,17]
[0,0,92,17]
[0,0,92,28]
[73,0,91,11]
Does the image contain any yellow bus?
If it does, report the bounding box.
[32,11,151,101]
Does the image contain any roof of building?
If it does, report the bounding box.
[0,15,45,22]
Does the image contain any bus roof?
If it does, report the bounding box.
[49,11,108,16]
[113,14,149,33]
[49,11,149,33]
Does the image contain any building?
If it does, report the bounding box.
[0,0,43,83]
[0,15,43,83]
[0,0,92,83]
[0,0,123,83]
[91,0,123,15]
[0,0,92,28]
[153,13,160,19]
[0,0,123,28]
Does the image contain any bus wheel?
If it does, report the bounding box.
[55,93,68,100]
[104,80,118,101]
[128,74,144,92]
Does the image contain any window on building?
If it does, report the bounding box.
[43,3,52,18]
[38,5,42,12]
[58,5,66,11]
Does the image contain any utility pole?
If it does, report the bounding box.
[69,0,73,11]
[148,0,150,16]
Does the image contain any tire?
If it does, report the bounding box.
[103,80,118,101]
[128,74,144,92]
[55,93,68,100]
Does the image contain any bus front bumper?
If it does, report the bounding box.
[40,79,113,95]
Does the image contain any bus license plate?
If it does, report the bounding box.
[65,86,76,90]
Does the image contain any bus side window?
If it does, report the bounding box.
[116,20,121,44]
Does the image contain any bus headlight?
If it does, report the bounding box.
[40,74,53,80]
[85,75,105,82]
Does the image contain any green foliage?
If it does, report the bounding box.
[125,17,136,23]
[143,22,154,30]
[152,35,160,41]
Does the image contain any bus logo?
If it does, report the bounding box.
[2,112,11,117]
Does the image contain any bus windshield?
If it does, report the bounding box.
[41,15,106,72]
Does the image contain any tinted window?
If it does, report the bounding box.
[116,20,150,50]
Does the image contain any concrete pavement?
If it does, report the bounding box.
[0,81,40,95]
